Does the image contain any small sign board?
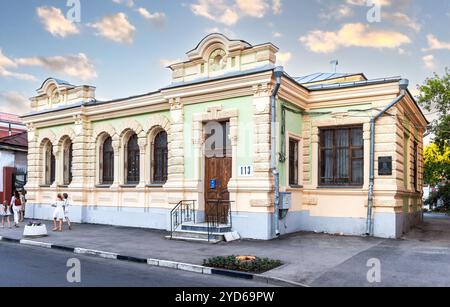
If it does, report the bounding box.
[239,165,253,177]
[210,179,217,189]
[378,156,393,176]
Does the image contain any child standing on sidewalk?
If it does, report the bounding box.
[1,200,12,228]
[52,194,65,232]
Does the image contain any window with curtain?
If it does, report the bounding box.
[126,134,140,184]
[101,136,114,185]
[289,138,299,186]
[153,131,168,184]
[63,141,73,186]
[319,126,364,186]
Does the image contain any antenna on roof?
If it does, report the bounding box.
[330,60,339,73]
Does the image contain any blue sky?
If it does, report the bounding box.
[0,0,449,115]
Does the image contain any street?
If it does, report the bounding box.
[0,243,271,287]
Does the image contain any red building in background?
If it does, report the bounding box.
[0,114,27,204]
[0,112,27,138]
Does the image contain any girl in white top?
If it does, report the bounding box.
[52,194,65,232]
[63,193,72,230]
[1,200,11,228]
[10,191,22,228]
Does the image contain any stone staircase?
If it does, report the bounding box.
[167,222,233,244]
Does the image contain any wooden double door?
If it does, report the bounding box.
[204,156,232,223]
[204,120,232,224]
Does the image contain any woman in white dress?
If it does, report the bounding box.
[63,193,72,230]
[1,200,12,228]
[52,194,65,232]
[10,191,22,228]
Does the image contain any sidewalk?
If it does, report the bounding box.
[0,219,383,285]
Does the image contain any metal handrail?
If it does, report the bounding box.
[170,200,196,239]
[206,200,234,242]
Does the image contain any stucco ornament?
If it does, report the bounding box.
[51,90,61,104]
[209,49,227,72]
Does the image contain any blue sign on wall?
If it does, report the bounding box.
[210,179,217,189]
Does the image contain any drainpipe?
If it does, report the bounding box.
[271,67,284,238]
[366,79,409,236]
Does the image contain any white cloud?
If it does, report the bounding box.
[0,49,36,81]
[0,49,17,69]
[0,91,31,115]
[36,6,79,38]
[424,34,450,51]
[191,0,239,26]
[277,52,292,65]
[136,8,166,26]
[422,54,435,70]
[273,31,283,38]
[272,0,282,15]
[320,4,354,21]
[191,0,279,25]
[299,23,411,53]
[236,0,268,18]
[346,0,392,6]
[112,0,135,8]
[385,12,421,32]
[89,13,136,44]
[16,53,97,81]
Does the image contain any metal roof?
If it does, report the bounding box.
[295,73,366,84]
[306,76,402,91]
[0,131,28,150]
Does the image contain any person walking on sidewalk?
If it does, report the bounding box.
[19,189,27,222]
[63,193,72,230]
[10,191,22,228]
[52,194,65,232]
[1,200,12,228]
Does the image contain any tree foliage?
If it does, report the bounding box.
[424,143,450,186]
[417,68,450,148]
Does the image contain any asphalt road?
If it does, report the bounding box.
[0,242,271,287]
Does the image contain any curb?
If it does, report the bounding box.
[0,236,307,287]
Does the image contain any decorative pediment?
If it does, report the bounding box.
[36,78,75,97]
[30,78,96,113]
[168,33,278,84]
[185,33,251,61]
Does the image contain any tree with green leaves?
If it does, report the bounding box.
[423,143,450,186]
[417,68,450,149]
[419,69,450,212]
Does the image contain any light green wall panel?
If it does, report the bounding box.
[183,96,254,180]
[277,99,303,187]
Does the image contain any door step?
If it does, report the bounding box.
[165,235,222,244]
[181,222,232,233]
[167,228,230,244]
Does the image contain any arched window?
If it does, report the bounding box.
[153,131,168,184]
[44,141,55,186]
[63,140,73,186]
[126,134,140,184]
[101,136,114,185]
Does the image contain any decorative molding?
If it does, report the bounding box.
[37,129,57,145]
[253,83,273,97]
[169,97,182,111]
[143,114,171,134]
[55,126,76,144]
[93,123,116,139]
[118,119,143,136]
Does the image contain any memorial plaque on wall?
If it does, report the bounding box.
[378,156,393,176]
